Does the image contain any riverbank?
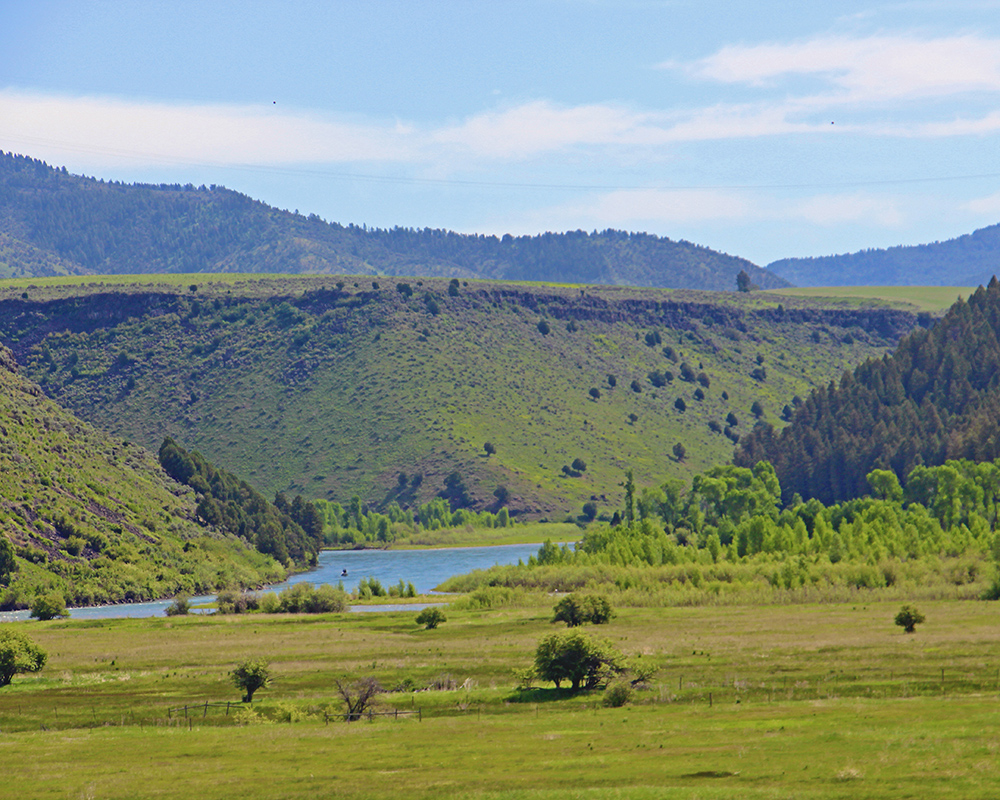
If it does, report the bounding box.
[330,521,583,550]
[0,541,552,622]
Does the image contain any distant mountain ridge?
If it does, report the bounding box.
[768,224,1000,287]
[0,151,785,290]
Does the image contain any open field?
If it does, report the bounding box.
[2,598,999,798]
[765,285,978,313]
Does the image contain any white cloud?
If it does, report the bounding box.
[0,90,417,168]
[431,100,670,158]
[680,34,1000,104]
[963,190,1000,214]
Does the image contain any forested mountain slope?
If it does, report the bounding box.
[0,345,284,609]
[736,278,1000,504]
[0,276,917,519]
[0,151,785,290]
[768,225,1000,287]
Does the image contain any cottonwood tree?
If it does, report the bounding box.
[534,631,625,691]
[231,658,271,702]
[0,629,46,687]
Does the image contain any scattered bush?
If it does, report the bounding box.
[274,582,348,613]
[165,594,190,616]
[602,680,634,708]
[552,593,614,627]
[894,605,925,633]
[30,592,68,621]
[415,607,447,629]
[216,589,261,614]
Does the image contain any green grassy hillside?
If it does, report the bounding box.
[0,345,284,608]
[0,276,919,519]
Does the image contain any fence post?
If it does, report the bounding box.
[709,692,712,708]
[204,702,208,719]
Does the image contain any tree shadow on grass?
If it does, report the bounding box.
[506,687,591,704]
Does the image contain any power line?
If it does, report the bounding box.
[3,131,1000,192]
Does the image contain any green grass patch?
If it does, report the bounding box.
[765,285,977,313]
[2,599,1000,797]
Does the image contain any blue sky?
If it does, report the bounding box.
[3,0,1000,269]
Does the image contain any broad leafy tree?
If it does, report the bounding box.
[0,628,46,687]
[534,631,625,691]
[231,658,271,702]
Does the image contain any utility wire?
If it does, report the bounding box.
[3,131,1000,192]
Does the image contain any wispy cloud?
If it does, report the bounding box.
[678,34,1000,103]
[0,90,417,168]
[963,190,1000,215]
[4,32,1000,176]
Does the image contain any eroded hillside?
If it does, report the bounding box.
[0,276,919,519]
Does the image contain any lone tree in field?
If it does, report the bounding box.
[0,628,46,687]
[337,677,383,721]
[415,607,446,629]
[231,658,271,702]
[483,441,496,457]
[894,605,925,634]
[534,630,625,691]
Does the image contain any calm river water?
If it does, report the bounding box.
[0,541,548,622]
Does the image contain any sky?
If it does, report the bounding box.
[3,0,1000,267]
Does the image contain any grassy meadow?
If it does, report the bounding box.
[3,597,1000,798]
[766,285,978,313]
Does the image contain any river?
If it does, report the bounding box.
[0,541,548,622]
